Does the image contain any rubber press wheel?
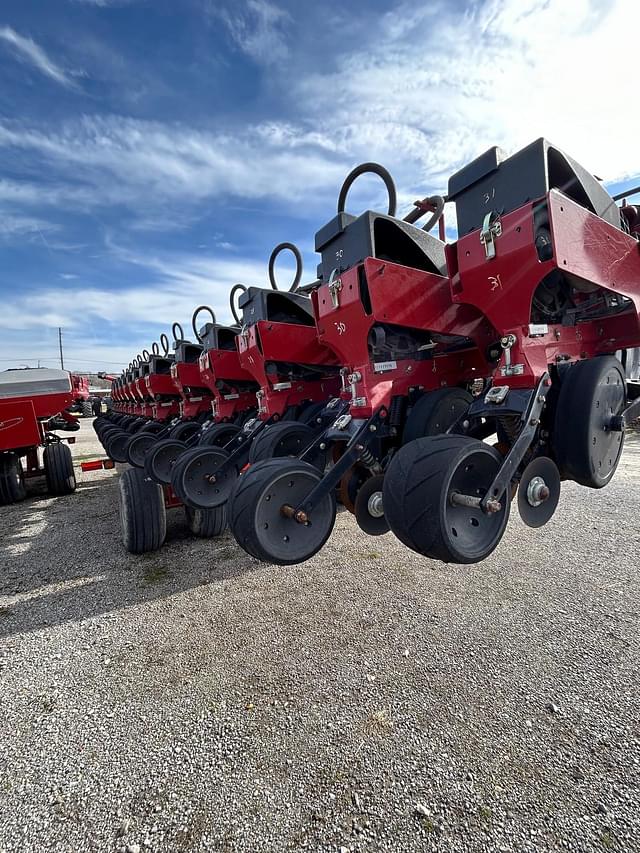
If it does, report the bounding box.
[383,435,510,564]
[125,431,160,468]
[44,442,77,496]
[119,467,166,553]
[198,422,241,448]
[229,458,336,565]
[248,421,315,463]
[144,439,188,485]
[402,387,473,445]
[169,421,202,442]
[171,446,236,509]
[105,429,131,463]
[0,453,27,505]
[553,355,626,488]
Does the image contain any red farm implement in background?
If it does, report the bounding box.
[0,368,78,505]
[68,373,92,417]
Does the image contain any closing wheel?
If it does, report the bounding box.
[0,453,27,505]
[144,439,188,484]
[402,387,473,445]
[198,422,241,448]
[105,429,130,463]
[383,435,510,564]
[184,504,227,538]
[337,464,369,513]
[229,459,336,564]
[248,421,315,464]
[44,442,76,496]
[554,355,626,488]
[125,432,159,468]
[354,475,389,536]
[172,446,236,509]
[517,456,561,528]
[119,467,166,554]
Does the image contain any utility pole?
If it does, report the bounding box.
[58,327,64,369]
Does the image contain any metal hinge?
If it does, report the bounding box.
[328,269,343,308]
[480,211,502,260]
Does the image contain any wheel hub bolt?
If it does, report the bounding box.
[206,474,217,484]
[367,492,384,518]
[295,510,308,524]
[527,476,549,507]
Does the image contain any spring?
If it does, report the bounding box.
[358,446,377,468]
[388,394,407,428]
[497,414,520,445]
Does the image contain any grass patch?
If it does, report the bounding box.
[142,564,170,585]
[601,832,617,850]
[478,804,492,821]
[365,708,393,733]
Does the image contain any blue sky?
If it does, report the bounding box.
[0,0,638,371]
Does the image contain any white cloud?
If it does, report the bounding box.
[0,246,275,370]
[0,213,59,239]
[0,116,347,214]
[0,26,79,89]
[217,0,291,65]
[294,0,640,189]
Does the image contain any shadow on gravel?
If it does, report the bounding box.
[0,475,256,640]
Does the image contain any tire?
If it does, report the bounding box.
[198,422,241,448]
[383,435,509,564]
[105,430,130,463]
[171,446,234,509]
[402,387,473,445]
[553,356,626,488]
[248,421,315,463]
[119,467,166,553]
[44,442,76,496]
[143,439,188,485]
[125,432,159,468]
[184,505,227,537]
[298,401,327,427]
[169,421,202,442]
[81,401,92,417]
[229,458,336,564]
[0,453,27,505]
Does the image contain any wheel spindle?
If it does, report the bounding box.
[450,492,502,514]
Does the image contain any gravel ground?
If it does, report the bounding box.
[1,419,639,853]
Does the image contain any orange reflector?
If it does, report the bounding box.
[103,459,115,469]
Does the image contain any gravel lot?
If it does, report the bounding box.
[1,419,639,852]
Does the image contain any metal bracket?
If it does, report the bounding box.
[485,385,509,405]
[296,407,389,517]
[328,269,343,308]
[499,334,524,377]
[480,211,502,260]
[481,373,551,511]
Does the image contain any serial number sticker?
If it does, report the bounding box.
[373,360,397,373]
[528,323,548,337]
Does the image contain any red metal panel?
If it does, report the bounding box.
[548,191,640,312]
[0,399,41,451]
